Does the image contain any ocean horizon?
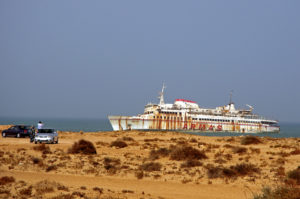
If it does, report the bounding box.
[0,117,299,138]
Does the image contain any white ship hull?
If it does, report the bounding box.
[108,116,280,133]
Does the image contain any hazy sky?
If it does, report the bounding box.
[0,1,299,122]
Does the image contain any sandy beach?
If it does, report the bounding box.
[0,125,299,199]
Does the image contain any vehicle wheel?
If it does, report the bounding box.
[34,141,37,144]
[17,133,21,138]
[2,132,6,137]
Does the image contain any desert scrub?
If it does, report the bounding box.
[121,136,135,141]
[287,167,300,185]
[18,186,32,197]
[149,148,170,160]
[241,136,262,145]
[232,146,247,154]
[139,162,162,172]
[144,138,162,142]
[103,157,121,174]
[93,187,103,194]
[206,165,235,179]
[0,176,15,185]
[253,186,300,199]
[110,140,128,148]
[68,139,97,154]
[46,165,58,172]
[290,149,300,155]
[181,159,203,168]
[170,145,207,161]
[206,163,260,179]
[34,180,57,194]
[32,157,44,167]
[33,144,51,154]
[135,170,144,179]
[231,163,260,176]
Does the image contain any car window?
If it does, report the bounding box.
[38,129,55,133]
[12,126,19,130]
[19,126,27,130]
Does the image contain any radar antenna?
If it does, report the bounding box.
[158,83,166,105]
[246,104,254,111]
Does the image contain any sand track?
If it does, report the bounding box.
[1,170,255,199]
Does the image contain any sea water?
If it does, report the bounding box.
[0,117,299,138]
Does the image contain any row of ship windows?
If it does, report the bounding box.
[158,111,183,115]
[145,111,154,114]
[192,118,231,122]
[152,116,261,124]
[153,116,184,120]
[237,120,260,124]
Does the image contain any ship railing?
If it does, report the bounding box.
[243,115,278,121]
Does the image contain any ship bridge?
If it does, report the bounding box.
[174,99,199,109]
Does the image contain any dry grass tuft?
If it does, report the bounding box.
[46,165,58,172]
[68,139,97,154]
[232,146,247,154]
[206,163,260,179]
[170,145,207,161]
[149,148,170,160]
[122,189,134,193]
[93,187,103,194]
[19,186,32,197]
[241,136,262,145]
[144,138,162,142]
[135,170,144,179]
[253,186,300,199]
[33,143,51,154]
[287,167,300,185]
[139,162,162,172]
[0,176,15,185]
[189,138,198,143]
[231,163,260,176]
[32,157,44,167]
[290,149,300,155]
[51,194,73,199]
[35,180,57,194]
[181,159,203,168]
[250,147,261,154]
[103,157,121,174]
[110,140,128,148]
[72,191,86,197]
[121,136,135,141]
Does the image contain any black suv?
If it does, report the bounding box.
[2,125,35,138]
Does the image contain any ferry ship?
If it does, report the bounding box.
[108,85,280,133]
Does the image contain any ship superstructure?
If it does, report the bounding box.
[108,85,280,133]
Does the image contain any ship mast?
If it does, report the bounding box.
[158,83,166,105]
[229,90,233,104]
